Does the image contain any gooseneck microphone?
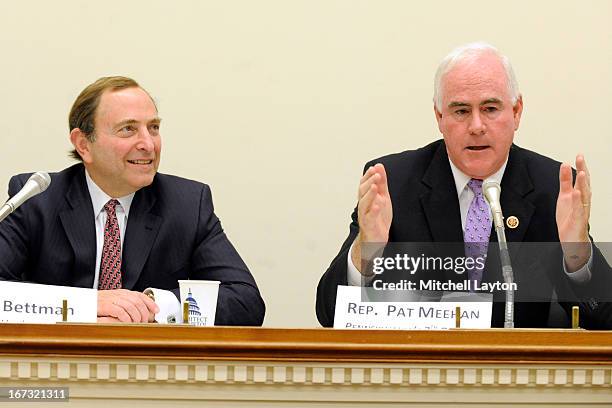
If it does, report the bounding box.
[482,180,515,329]
[0,172,51,223]
[483,181,504,229]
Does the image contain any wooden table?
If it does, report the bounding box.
[0,324,611,407]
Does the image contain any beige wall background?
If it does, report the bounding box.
[0,1,610,327]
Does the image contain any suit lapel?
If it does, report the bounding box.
[483,145,536,286]
[419,142,464,243]
[499,145,535,244]
[58,166,97,288]
[121,184,162,289]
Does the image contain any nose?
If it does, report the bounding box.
[468,111,486,136]
[136,128,155,152]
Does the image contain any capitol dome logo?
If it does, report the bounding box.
[185,289,208,326]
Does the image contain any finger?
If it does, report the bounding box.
[104,302,132,322]
[120,292,155,323]
[358,172,380,199]
[111,297,143,322]
[134,292,159,321]
[374,164,390,196]
[125,295,150,323]
[575,170,591,205]
[97,291,127,320]
[559,163,573,194]
[575,154,590,188]
[137,291,159,313]
[575,172,591,223]
[360,165,388,198]
[359,164,386,186]
[359,183,378,216]
[359,165,378,185]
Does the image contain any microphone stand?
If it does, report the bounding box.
[492,212,515,328]
[483,181,515,328]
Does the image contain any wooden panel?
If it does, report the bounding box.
[0,324,611,364]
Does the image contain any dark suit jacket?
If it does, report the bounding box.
[0,163,265,326]
[317,140,612,328]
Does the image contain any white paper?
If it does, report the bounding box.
[0,281,97,323]
[334,285,492,330]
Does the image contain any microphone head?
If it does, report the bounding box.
[482,180,501,207]
[28,172,51,193]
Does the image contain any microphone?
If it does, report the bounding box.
[0,172,51,223]
[483,181,504,229]
[482,180,515,329]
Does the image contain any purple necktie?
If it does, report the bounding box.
[464,179,491,285]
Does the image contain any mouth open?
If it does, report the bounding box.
[466,146,489,151]
[127,159,154,165]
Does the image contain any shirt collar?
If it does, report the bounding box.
[85,170,135,217]
[448,156,508,197]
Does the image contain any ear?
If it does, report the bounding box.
[512,95,523,131]
[70,128,93,163]
[434,104,443,133]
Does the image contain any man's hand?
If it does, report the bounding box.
[351,163,393,273]
[97,289,159,323]
[556,154,592,272]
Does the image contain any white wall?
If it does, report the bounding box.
[0,0,610,327]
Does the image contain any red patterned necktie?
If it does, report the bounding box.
[98,199,122,290]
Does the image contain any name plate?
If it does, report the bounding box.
[0,281,97,323]
[334,285,492,330]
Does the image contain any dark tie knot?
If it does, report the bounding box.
[103,199,120,216]
[468,178,483,195]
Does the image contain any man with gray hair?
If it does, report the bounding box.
[316,42,611,328]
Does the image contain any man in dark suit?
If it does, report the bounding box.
[0,76,265,325]
[317,43,611,329]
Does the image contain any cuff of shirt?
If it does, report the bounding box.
[347,240,376,286]
[147,288,182,324]
[562,241,593,284]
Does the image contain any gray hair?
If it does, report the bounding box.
[433,42,520,110]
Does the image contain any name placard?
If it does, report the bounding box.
[334,285,492,330]
[0,281,97,323]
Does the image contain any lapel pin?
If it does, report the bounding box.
[506,216,519,229]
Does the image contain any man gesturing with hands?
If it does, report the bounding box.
[317,42,611,329]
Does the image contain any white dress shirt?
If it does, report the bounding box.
[85,171,180,323]
[347,157,591,285]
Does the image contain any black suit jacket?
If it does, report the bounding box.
[317,140,612,328]
[0,163,265,326]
